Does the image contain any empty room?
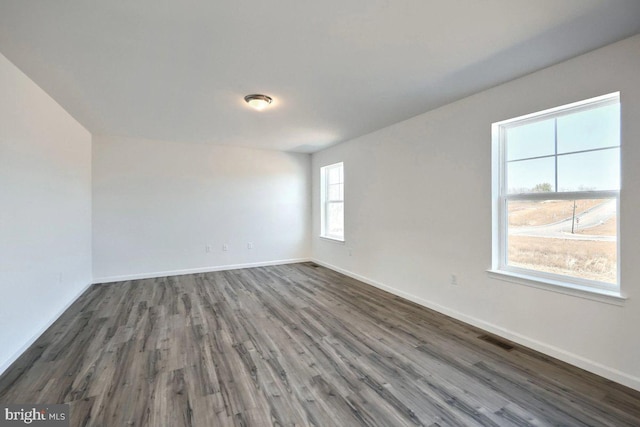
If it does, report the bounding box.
[1,1,640,426]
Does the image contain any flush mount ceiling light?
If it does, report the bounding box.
[244,94,273,110]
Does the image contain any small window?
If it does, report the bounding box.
[492,93,620,293]
[320,162,344,241]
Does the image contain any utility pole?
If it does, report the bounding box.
[571,200,577,234]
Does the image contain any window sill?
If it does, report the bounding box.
[487,269,626,306]
[319,235,345,244]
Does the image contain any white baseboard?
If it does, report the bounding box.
[93,258,311,284]
[0,280,94,377]
[311,258,640,392]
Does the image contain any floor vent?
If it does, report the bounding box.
[478,334,515,351]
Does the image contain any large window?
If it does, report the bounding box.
[491,93,620,294]
[320,162,344,241]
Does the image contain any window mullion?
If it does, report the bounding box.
[554,117,558,192]
[506,190,619,201]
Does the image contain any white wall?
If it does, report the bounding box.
[92,135,310,281]
[0,53,92,372]
[312,35,640,390]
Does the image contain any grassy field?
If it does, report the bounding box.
[507,199,616,284]
[508,236,616,283]
[508,199,604,226]
[576,216,617,236]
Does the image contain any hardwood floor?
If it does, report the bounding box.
[1,262,639,426]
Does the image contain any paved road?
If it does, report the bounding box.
[510,200,616,241]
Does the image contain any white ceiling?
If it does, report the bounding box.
[1,1,639,153]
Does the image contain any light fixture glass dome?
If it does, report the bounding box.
[244,94,273,110]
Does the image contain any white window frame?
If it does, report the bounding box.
[490,93,623,302]
[320,162,344,242]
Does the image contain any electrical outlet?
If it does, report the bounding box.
[205,245,212,253]
[450,274,458,286]
[222,244,229,251]
[247,242,253,249]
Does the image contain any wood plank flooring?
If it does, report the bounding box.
[1,262,639,426]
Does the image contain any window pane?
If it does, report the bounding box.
[328,183,342,201]
[557,103,620,154]
[327,202,344,238]
[557,148,620,192]
[507,198,617,284]
[328,166,342,185]
[507,157,555,194]
[321,162,344,239]
[506,118,555,161]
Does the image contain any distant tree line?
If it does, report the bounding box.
[532,183,552,192]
